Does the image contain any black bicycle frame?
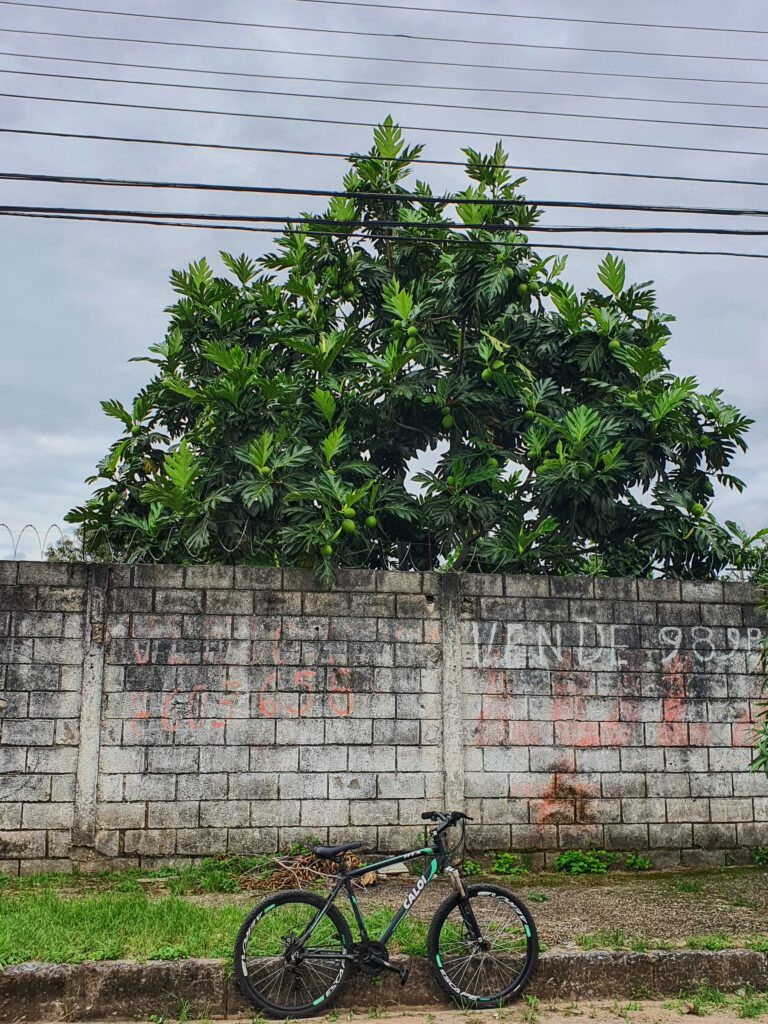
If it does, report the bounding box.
[300,843,448,951]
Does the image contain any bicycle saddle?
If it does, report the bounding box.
[313,842,362,860]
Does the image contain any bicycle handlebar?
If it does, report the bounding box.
[421,810,473,836]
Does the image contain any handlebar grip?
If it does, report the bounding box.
[421,811,440,821]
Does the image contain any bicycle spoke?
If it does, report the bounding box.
[237,897,347,1014]
[437,891,533,1001]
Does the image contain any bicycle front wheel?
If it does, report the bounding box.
[233,890,353,1019]
[427,883,538,1008]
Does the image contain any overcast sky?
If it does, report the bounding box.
[1,0,767,559]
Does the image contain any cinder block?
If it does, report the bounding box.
[0,774,51,801]
[329,773,376,800]
[349,746,395,772]
[303,592,350,616]
[620,798,666,823]
[327,719,374,744]
[155,590,203,614]
[251,800,300,827]
[525,598,569,622]
[133,565,185,588]
[665,748,708,773]
[299,746,348,772]
[396,746,439,773]
[709,797,753,822]
[604,824,649,850]
[550,577,594,599]
[689,774,732,798]
[233,567,282,590]
[97,802,147,829]
[301,800,349,827]
[147,801,199,829]
[280,774,327,799]
[377,773,425,799]
[1,720,55,746]
[637,579,680,602]
[372,720,418,745]
[681,581,724,603]
[666,798,710,823]
[148,748,199,774]
[124,774,175,801]
[227,827,279,853]
[124,830,177,856]
[602,774,647,798]
[21,803,73,829]
[176,828,227,855]
[0,830,45,857]
[693,823,737,848]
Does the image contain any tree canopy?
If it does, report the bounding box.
[69,118,754,583]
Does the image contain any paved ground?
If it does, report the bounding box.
[79,1004,760,1024]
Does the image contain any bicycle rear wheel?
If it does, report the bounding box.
[233,890,352,1019]
[427,883,538,1008]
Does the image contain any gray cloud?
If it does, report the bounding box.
[1,0,766,555]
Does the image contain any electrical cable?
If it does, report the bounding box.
[2,2,766,64]
[8,65,768,129]
[284,0,768,37]
[6,127,768,188]
[8,170,768,219]
[4,204,768,236]
[9,93,768,155]
[3,27,768,90]
[7,50,768,112]
[6,207,768,259]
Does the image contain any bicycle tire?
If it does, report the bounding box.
[233,889,353,1019]
[427,883,538,1008]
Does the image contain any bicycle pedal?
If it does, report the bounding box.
[398,966,410,987]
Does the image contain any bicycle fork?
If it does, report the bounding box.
[446,866,484,943]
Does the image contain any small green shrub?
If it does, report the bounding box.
[286,837,323,857]
[750,847,768,866]
[734,988,768,1019]
[553,849,617,875]
[462,858,483,876]
[679,985,728,1016]
[675,878,703,894]
[626,853,652,872]
[685,933,731,952]
[491,852,528,877]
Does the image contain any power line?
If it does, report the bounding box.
[8,170,768,219]
[9,64,768,125]
[4,205,768,237]
[6,207,768,259]
[4,27,767,90]
[285,0,768,37]
[7,67,768,134]
[8,50,768,113]
[9,93,768,156]
[2,2,766,64]
[7,128,768,186]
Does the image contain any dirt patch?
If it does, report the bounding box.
[290,865,768,950]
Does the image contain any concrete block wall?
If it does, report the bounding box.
[0,562,765,873]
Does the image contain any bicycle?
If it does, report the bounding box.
[233,810,539,1019]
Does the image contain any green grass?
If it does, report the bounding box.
[0,891,245,966]
[574,930,674,952]
[674,878,704,894]
[685,933,732,951]
[0,888,429,967]
[670,986,768,1019]
[0,855,272,898]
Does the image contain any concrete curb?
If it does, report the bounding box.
[2,950,767,1021]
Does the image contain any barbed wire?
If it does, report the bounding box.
[1,521,755,579]
[0,523,67,560]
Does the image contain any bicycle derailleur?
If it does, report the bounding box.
[355,940,410,987]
